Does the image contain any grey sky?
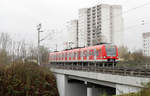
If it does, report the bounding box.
[0,0,150,51]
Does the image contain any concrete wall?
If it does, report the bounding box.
[116,84,141,95]
[52,68,150,95]
[56,73,87,96]
[67,82,87,96]
[52,69,150,88]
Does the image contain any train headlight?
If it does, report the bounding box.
[104,56,106,58]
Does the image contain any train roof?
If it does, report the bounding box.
[49,43,116,54]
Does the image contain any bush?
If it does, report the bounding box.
[0,62,59,96]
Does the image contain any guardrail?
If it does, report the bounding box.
[47,64,150,78]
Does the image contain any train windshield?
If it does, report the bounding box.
[105,45,116,56]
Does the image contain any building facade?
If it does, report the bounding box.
[143,32,150,56]
[78,8,88,47]
[78,4,123,47]
[66,20,78,48]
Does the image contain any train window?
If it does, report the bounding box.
[61,54,63,58]
[96,50,99,56]
[65,53,67,58]
[63,53,65,58]
[80,51,82,57]
[105,45,116,56]
[69,53,71,58]
[94,50,96,56]
[78,51,80,57]
[75,52,77,57]
[86,51,89,56]
[54,55,55,60]
[73,52,75,58]
[72,52,74,58]
[83,51,87,57]
[89,50,94,55]
[67,53,68,58]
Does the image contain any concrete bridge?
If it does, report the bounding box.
[51,68,150,96]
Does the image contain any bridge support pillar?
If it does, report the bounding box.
[87,87,92,96]
[55,74,68,96]
[85,81,93,96]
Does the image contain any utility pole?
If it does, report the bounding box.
[37,23,43,65]
[55,44,57,51]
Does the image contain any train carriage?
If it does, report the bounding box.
[49,44,118,66]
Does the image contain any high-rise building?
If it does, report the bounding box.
[78,4,123,47]
[78,8,88,47]
[143,32,150,56]
[66,20,78,48]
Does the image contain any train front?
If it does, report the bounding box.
[104,44,119,63]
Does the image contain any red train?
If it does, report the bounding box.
[49,44,119,66]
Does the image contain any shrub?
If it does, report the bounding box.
[0,62,59,96]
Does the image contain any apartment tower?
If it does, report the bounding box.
[143,32,150,56]
[78,4,123,47]
[66,20,78,48]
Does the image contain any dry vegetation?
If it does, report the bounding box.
[0,62,59,96]
[117,46,150,68]
[0,32,59,96]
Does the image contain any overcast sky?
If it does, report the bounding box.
[0,0,150,51]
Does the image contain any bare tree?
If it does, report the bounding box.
[0,32,12,50]
[118,46,130,61]
[39,46,49,64]
[0,33,12,64]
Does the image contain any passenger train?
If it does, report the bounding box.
[49,44,119,66]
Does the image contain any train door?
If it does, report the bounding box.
[69,51,72,61]
[60,53,62,61]
[57,53,60,61]
[77,49,81,61]
[65,52,67,61]
[102,45,107,59]
[71,51,73,61]
[56,53,58,61]
[89,48,94,60]
[62,52,64,61]
[72,50,75,61]
[96,48,100,60]
[83,49,87,61]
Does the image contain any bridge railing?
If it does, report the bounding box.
[46,64,150,78]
